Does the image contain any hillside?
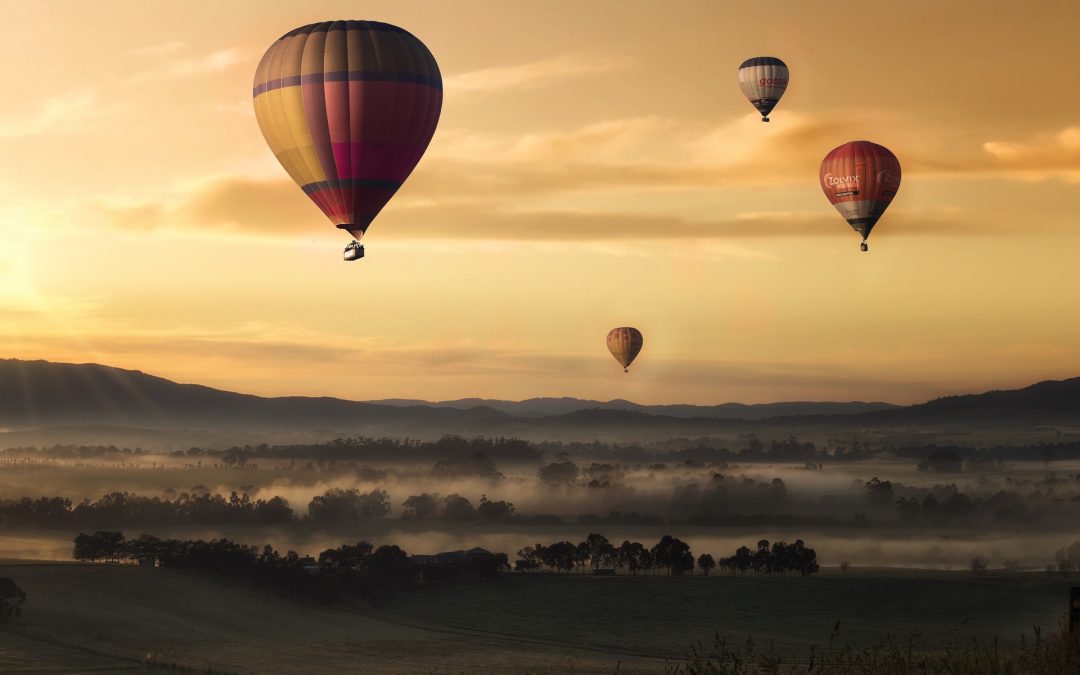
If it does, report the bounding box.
[4,359,1080,440]
[0,561,649,673]
[861,377,1080,427]
[370,396,897,419]
[0,359,510,434]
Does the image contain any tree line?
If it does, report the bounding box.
[513,533,819,577]
[0,488,395,529]
[71,531,509,603]
[167,436,543,464]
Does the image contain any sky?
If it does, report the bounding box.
[2,0,1080,405]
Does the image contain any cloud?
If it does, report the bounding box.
[126,47,246,85]
[88,177,315,235]
[90,173,1002,245]
[443,54,625,94]
[412,112,847,200]
[982,126,1080,180]
[84,112,1063,242]
[0,90,99,138]
[127,41,186,56]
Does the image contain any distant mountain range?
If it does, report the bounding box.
[2,359,1080,442]
[368,397,897,419]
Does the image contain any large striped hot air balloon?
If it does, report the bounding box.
[253,21,442,261]
[737,57,788,122]
[606,327,644,373]
[819,141,901,252]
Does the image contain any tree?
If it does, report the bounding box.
[514,546,542,573]
[432,453,503,480]
[651,535,693,576]
[753,539,771,575]
[733,546,753,575]
[440,494,476,521]
[542,541,578,574]
[319,541,373,570]
[896,496,921,522]
[585,533,615,571]
[638,548,655,576]
[368,545,412,589]
[125,534,162,566]
[476,496,515,523]
[865,477,894,508]
[617,540,645,575]
[0,578,25,621]
[73,531,126,563]
[970,555,989,575]
[697,553,716,576]
[538,462,580,484]
[402,493,439,520]
[307,489,390,523]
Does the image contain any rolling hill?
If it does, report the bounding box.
[3,358,1080,439]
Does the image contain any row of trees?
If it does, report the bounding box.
[715,539,821,576]
[71,531,508,602]
[512,534,817,577]
[169,436,542,464]
[515,534,693,575]
[0,444,148,459]
[0,487,526,529]
[0,491,294,529]
[867,476,1080,528]
[401,493,515,522]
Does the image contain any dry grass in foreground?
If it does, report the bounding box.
[671,622,1080,674]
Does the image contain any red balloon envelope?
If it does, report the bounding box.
[819,141,901,251]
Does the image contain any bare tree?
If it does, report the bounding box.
[970,555,989,574]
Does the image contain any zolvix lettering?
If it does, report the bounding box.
[758,77,787,87]
[825,172,859,197]
[876,170,899,197]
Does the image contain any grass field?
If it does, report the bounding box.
[0,562,1074,673]
[386,568,1073,658]
[0,561,662,674]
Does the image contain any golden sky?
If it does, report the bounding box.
[2,0,1080,404]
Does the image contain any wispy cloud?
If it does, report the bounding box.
[982,126,1080,180]
[127,41,186,56]
[82,112,1079,242]
[444,54,625,94]
[0,90,99,138]
[125,47,246,85]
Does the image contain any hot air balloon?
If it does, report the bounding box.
[819,141,901,252]
[737,57,788,122]
[606,327,643,373]
[252,21,442,261]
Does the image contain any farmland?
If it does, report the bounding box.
[0,561,1072,674]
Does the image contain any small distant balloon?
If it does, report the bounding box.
[737,57,788,122]
[606,327,644,373]
[819,141,902,252]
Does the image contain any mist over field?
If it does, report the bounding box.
[5,365,1080,673]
